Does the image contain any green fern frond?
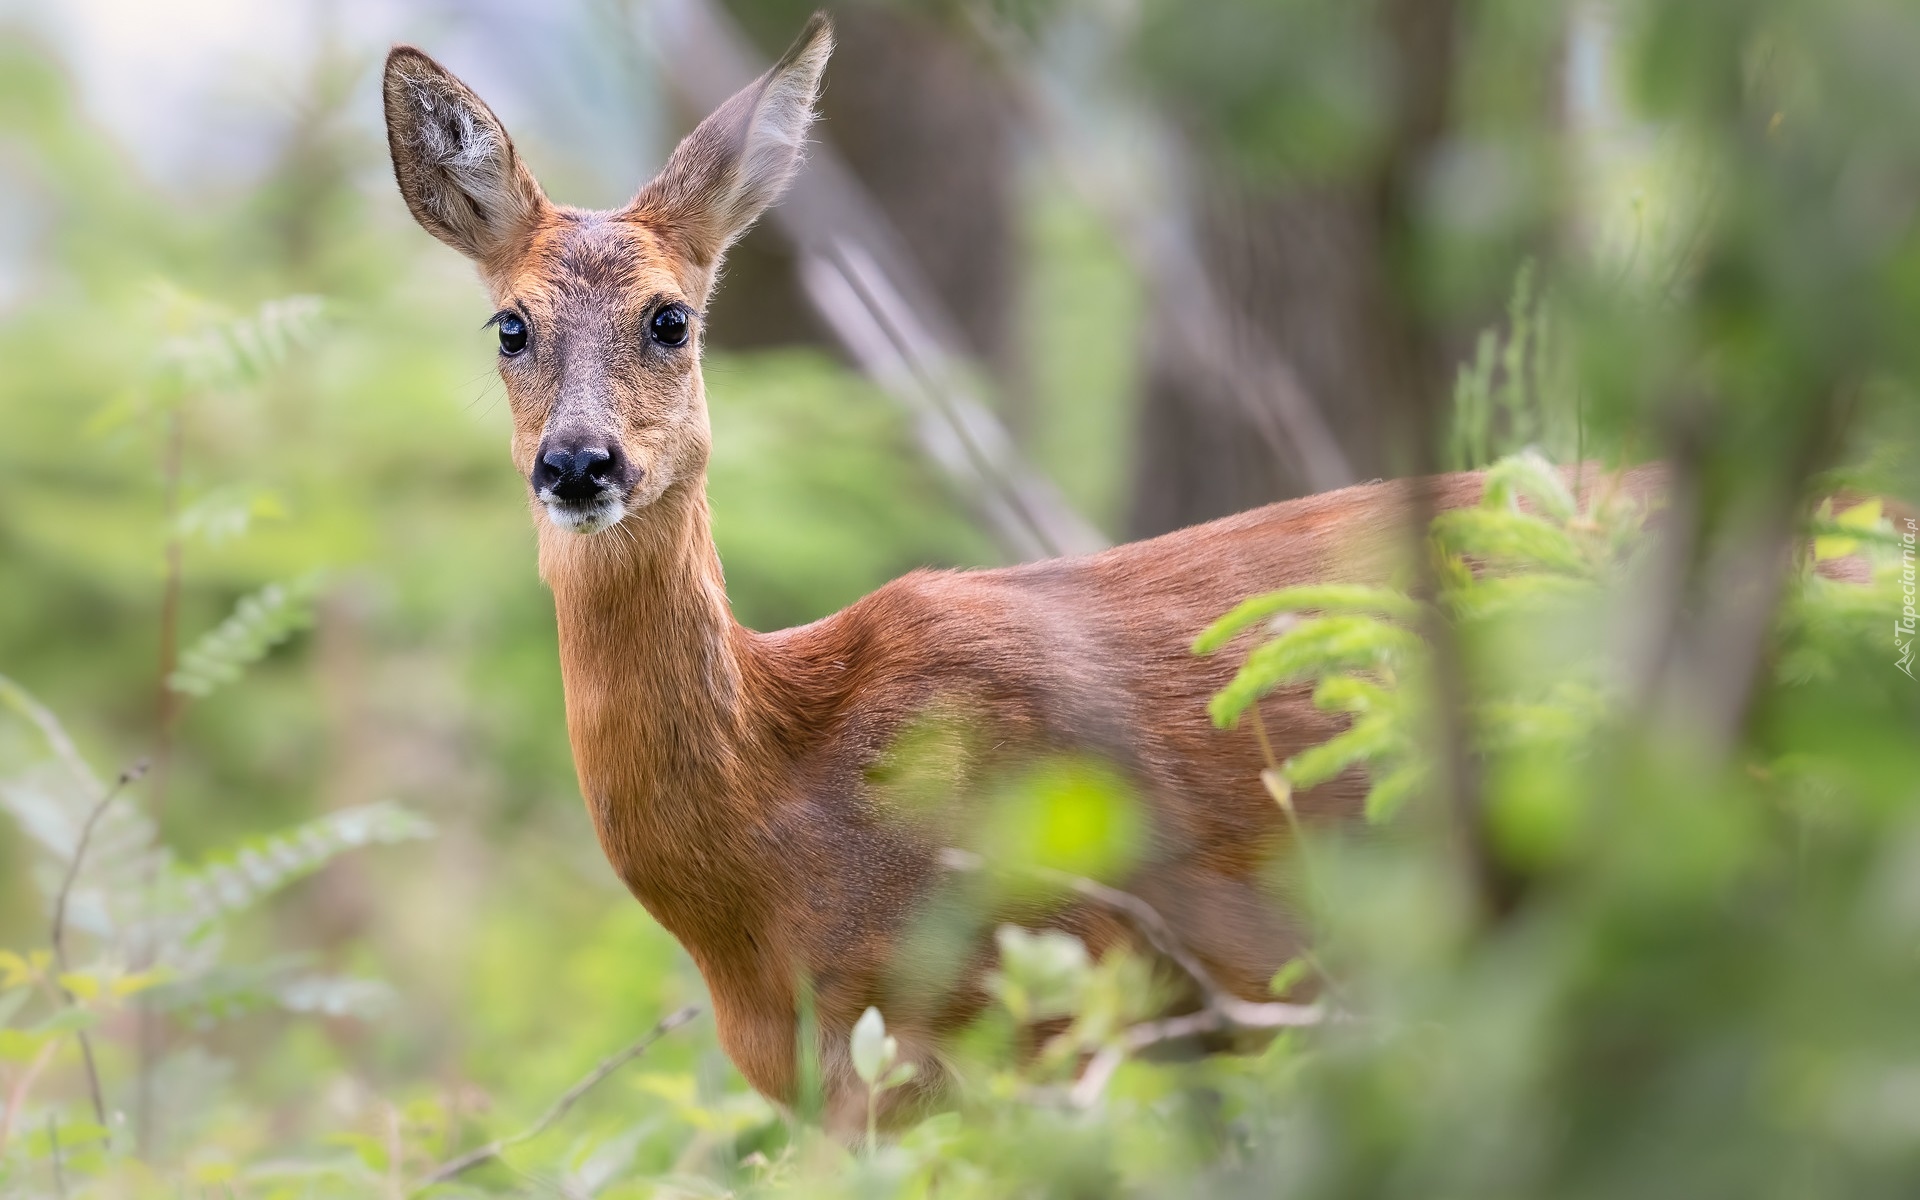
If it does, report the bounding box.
[1481,449,1577,522]
[168,576,321,699]
[1200,448,1654,829]
[159,292,324,394]
[1310,673,1395,715]
[0,673,102,794]
[1450,328,1499,470]
[1363,762,1428,824]
[272,973,396,1019]
[1443,574,1597,624]
[1193,586,1423,654]
[147,959,395,1024]
[1283,714,1402,790]
[1430,508,1591,577]
[1208,616,1423,728]
[1497,260,1538,449]
[162,802,433,935]
[1449,261,1564,469]
[1476,701,1597,750]
[174,485,288,547]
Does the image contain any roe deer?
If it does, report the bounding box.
[381,14,1652,1127]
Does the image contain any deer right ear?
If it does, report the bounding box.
[383,47,549,265]
[630,13,833,274]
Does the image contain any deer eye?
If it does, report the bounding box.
[497,313,528,356]
[650,304,691,348]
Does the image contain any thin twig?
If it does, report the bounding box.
[51,760,151,973]
[1043,867,1235,1006]
[1068,1001,1329,1109]
[414,1006,701,1191]
[48,758,150,1130]
[940,850,1329,1108]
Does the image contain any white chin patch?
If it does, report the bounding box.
[543,496,627,535]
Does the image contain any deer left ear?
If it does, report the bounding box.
[383,46,550,267]
[631,12,833,273]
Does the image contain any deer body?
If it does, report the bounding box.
[537,461,1492,1115]
[380,15,1492,1124]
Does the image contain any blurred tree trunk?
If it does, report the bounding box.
[709,3,1026,424]
[1127,0,1459,538]
[1128,182,1406,536]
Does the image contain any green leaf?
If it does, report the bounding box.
[645,1174,736,1199]
[110,969,169,999]
[1207,616,1423,728]
[322,1132,389,1173]
[1269,958,1311,997]
[18,1121,109,1159]
[881,1061,919,1091]
[0,948,47,989]
[57,972,101,1002]
[1193,586,1422,654]
[1813,498,1885,560]
[30,1005,97,1034]
[168,576,321,698]
[0,1027,50,1062]
[991,926,1093,1023]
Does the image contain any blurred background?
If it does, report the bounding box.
[1,0,1918,1195]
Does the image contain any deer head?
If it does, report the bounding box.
[382,16,833,536]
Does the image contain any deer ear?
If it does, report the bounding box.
[383,46,549,265]
[631,13,833,272]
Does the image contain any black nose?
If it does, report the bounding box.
[532,442,624,503]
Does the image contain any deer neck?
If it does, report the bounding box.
[538,478,767,908]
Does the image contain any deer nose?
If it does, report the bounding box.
[532,441,624,503]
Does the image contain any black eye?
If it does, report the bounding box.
[497,314,528,356]
[650,304,691,347]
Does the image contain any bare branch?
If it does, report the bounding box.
[1066,1002,1327,1109]
[415,1005,701,1191]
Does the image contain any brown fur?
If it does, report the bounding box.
[382,19,1662,1127]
